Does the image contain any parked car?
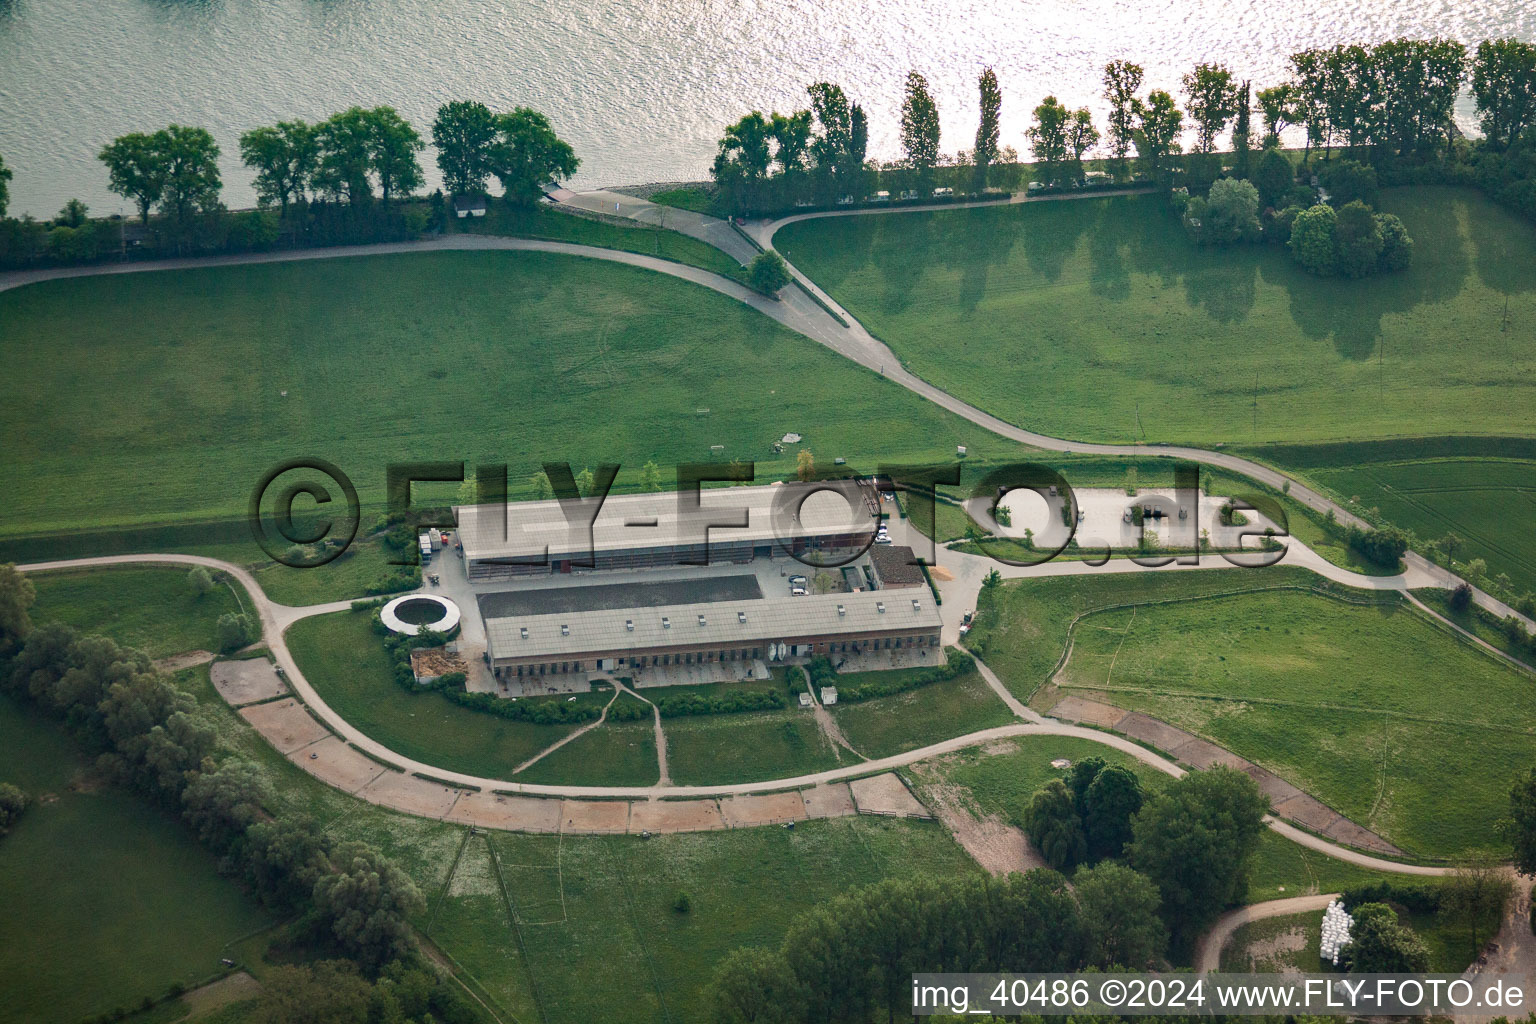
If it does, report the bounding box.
[1027,181,1045,193]
[836,194,855,205]
[871,191,890,203]
[932,187,953,197]
[899,189,917,201]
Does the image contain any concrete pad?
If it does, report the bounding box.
[359,771,463,818]
[1170,736,1252,770]
[849,773,930,818]
[446,791,563,832]
[629,799,725,833]
[1048,695,1129,729]
[1116,712,1195,755]
[1273,794,1342,834]
[800,783,857,819]
[240,698,331,754]
[719,791,807,827]
[560,799,630,833]
[210,658,288,706]
[296,736,389,793]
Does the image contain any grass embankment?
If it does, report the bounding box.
[0,697,272,1024]
[828,665,1015,757]
[968,569,1535,858]
[27,564,244,657]
[910,734,1424,906]
[0,250,1023,542]
[778,187,1536,446]
[455,202,742,279]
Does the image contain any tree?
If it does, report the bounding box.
[1288,204,1338,275]
[1231,80,1254,174]
[981,568,1002,590]
[1023,779,1087,871]
[251,961,374,1024]
[1026,96,1070,171]
[55,198,88,228]
[899,71,941,187]
[0,150,11,219]
[432,100,498,196]
[1132,90,1183,180]
[1256,83,1298,144]
[1473,39,1536,150]
[182,757,268,851]
[153,125,223,231]
[239,120,316,213]
[364,107,424,205]
[1083,764,1144,861]
[768,110,812,179]
[1129,767,1269,942]
[1102,60,1145,177]
[973,67,1002,190]
[574,466,596,497]
[1345,902,1430,973]
[710,946,797,1024]
[1066,108,1100,174]
[1373,37,1466,157]
[489,107,578,206]
[795,449,815,482]
[1376,212,1413,271]
[313,108,376,205]
[313,840,426,968]
[1320,158,1378,206]
[1074,862,1167,968]
[1440,862,1514,957]
[1182,63,1240,154]
[0,563,36,650]
[640,460,663,493]
[807,82,868,194]
[529,469,553,500]
[1500,765,1536,874]
[712,110,772,212]
[1201,177,1262,243]
[1252,146,1294,208]
[1334,199,1384,278]
[99,132,167,224]
[187,566,215,597]
[1289,49,1331,161]
[0,782,28,836]
[1066,756,1107,809]
[242,815,332,911]
[749,249,791,295]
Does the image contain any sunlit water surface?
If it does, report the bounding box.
[0,0,1530,216]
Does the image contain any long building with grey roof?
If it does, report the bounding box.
[455,482,879,581]
[484,589,942,683]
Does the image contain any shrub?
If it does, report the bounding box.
[1321,158,1379,206]
[832,650,974,703]
[1334,200,1384,278]
[1203,178,1262,243]
[1376,212,1414,271]
[1288,204,1338,275]
[0,782,29,836]
[187,566,215,596]
[1252,147,1294,208]
[1348,525,1410,567]
[216,612,255,653]
[1340,880,1443,915]
[674,890,692,913]
[1450,582,1474,612]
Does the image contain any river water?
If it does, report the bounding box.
[0,0,1531,217]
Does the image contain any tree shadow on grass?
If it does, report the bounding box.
[1270,196,1472,362]
[946,207,1024,314]
[868,213,934,317]
[1183,261,1259,324]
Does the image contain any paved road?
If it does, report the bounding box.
[1194,893,1340,973]
[16,552,1463,876]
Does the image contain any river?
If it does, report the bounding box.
[0,0,1531,217]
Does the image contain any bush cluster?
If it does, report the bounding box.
[442,687,601,725]
[654,688,785,717]
[811,649,974,704]
[1341,880,1443,915]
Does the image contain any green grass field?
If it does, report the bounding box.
[662,709,847,784]
[456,202,742,279]
[777,186,1536,446]
[26,565,245,657]
[285,609,595,779]
[828,667,1015,758]
[515,697,659,787]
[1308,457,1536,593]
[0,250,1022,542]
[0,697,272,1024]
[1033,583,1535,857]
[907,734,1411,905]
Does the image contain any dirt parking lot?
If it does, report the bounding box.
[240,698,331,754]
[210,658,288,706]
[629,799,726,833]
